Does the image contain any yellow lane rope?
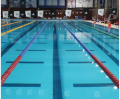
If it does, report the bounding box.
[1,20,24,27]
[1,21,36,36]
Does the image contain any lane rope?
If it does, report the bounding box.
[1,20,25,27]
[1,21,35,36]
[83,22,119,36]
[60,21,119,89]
[73,21,119,39]
[1,21,48,86]
[1,20,13,23]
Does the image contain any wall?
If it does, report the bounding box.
[91,0,119,20]
[117,0,119,17]
[1,0,105,19]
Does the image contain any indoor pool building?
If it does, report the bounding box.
[1,0,119,99]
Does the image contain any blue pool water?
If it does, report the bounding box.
[1,20,119,99]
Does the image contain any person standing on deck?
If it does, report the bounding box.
[108,20,111,33]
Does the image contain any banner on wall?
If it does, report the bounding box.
[66,10,71,17]
[14,11,20,18]
[98,9,104,16]
[38,10,44,17]
[25,10,31,18]
[67,0,75,8]
[3,11,8,18]
[9,11,14,18]
[76,0,93,7]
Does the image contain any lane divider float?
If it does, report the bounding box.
[1,20,34,36]
[1,20,14,23]
[69,22,119,54]
[73,21,119,39]
[1,21,48,86]
[1,20,26,27]
[60,21,119,89]
[83,22,119,36]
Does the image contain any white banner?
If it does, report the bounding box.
[67,0,75,8]
[98,9,104,16]
[66,10,71,17]
[38,10,44,17]
[14,11,20,18]
[76,0,93,7]
[3,11,8,18]
[25,10,31,18]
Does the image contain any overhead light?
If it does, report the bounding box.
[101,70,104,73]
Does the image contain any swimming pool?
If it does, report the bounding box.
[1,20,119,99]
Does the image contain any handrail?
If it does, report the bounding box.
[1,21,48,86]
[60,21,119,89]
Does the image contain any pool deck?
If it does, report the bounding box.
[84,20,119,29]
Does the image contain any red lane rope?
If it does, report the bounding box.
[1,21,48,86]
[62,21,119,89]
[1,56,22,86]
[91,55,119,89]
